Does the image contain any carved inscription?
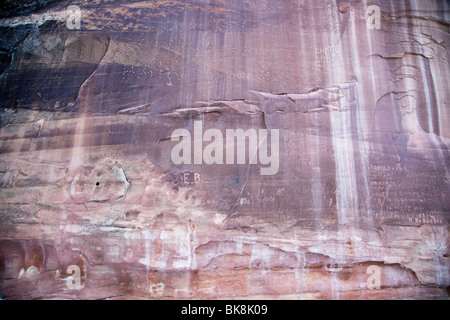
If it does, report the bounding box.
[369,164,445,225]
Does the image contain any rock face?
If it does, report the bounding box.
[0,0,449,299]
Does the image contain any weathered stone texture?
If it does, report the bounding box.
[0,0,448,299]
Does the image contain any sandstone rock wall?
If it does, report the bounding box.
[0,0,448,299]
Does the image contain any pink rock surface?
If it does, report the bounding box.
[0,0,448,299]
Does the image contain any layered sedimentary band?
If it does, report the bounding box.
[0,0,449,299]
